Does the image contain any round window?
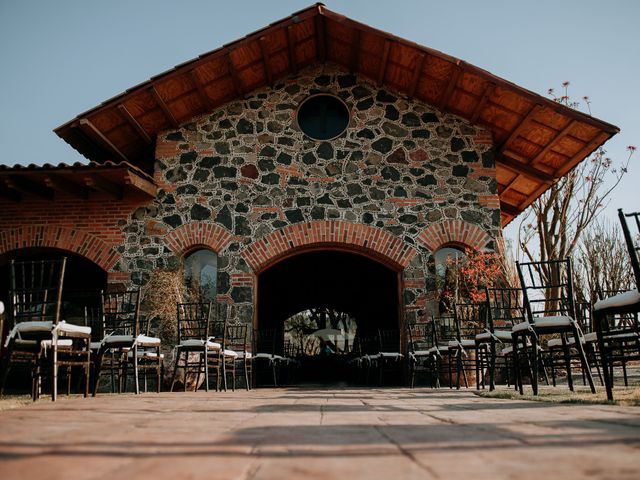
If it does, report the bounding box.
[297,94,350,140]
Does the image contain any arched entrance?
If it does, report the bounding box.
[0,248,108,326]
[257,248,401,384]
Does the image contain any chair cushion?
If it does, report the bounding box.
[235,351,252,359]
[448,339,475,348]
[180,339,221,350]
[411,350,431,356]
[534,316,574,329]
[583,332,598,343]
[378,352,403,358]
[56,321,91,336]
[428,345,449,353]
[136,334,160,346]
[128,350,164,359]
[594,290,640,311]
[90,341,102,350]
[223,349,238,358]
[102,334,135,345]
[475,331,511,342]
[501,346,513,355]
[512,321,531,333]
[548,337,572,348]
[41,339,74,349]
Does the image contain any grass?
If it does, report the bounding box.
[477,385,640,407]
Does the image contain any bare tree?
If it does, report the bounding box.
[572,218,635,303]
[518,82,635,272]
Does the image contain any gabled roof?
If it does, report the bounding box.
[54,3,618,226]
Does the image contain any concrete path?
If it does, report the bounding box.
[0,388,639,479]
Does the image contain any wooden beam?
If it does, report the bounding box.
[150,86,178,128]
[500,200,521,217]
[259,37,273,86]
[77,119,129,163]
[531,119,576,165]
[408,53,426,99]
[286,25,298,74]
[84,174,123,199]
[187,70,214,112]
[377,39,391,86]
[124,171,158,198]
[349,28,361,73]
[44,174,90,199]
[498,104,542,153]
[439,64,463,109]
[498,153,555,184]
[227,52,243,96]
[315,13,326,62]
[4,175,54,200]
[470,82,495,123]
[556,131,611,178]
[117,104,151,144]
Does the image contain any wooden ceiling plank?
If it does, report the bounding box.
[124,171,158,198]
[259,37,274,86]
[556,131,610,178]
[408,53,426,99]
[117,104,151,144]
[500,200,520,217]
[4,175,54,200]
[377,39,391,86]
[531,119,577,165]
[439,64,463,109]
[150,86,179,128]
[349,28,361,73]
[315,13,326,62]
[470,82,496,123]
[84,173,123,199]
[187,70,214,111]
[286,25,298,74]
[77,119,129,163]
[44,174,90,199]
[227,53,244,96]
[499,154,555,184]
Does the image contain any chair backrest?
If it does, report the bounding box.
[226,323,249,354]
[619,209,640,291]
[485,287,527,331]
[407,322,435,352]
[453,302,487,340]
[84,306,103,340]
[101,290,140,337]
[176,302,212,343]
[378,329,400,353]
[254,328,279,356]
[516,258,576,321]
[432,315,456,345]
[9,258,66,327]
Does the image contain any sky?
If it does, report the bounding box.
[0,0,638,244]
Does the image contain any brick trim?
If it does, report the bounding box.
[0,225,120,271]
[416,220,492,252]
[241,220,417,273]
[163,221,234,256]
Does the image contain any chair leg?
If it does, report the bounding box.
[51,343,58,402]
[170,349,180,392]
[561,334,574,391]
[512,333,523,395]
[204,350,209,392]
[572,324,595,394]
[530,334,539,395]
[133,346,140,394]
[489,341,496,391]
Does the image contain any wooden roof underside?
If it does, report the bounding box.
[54,3,619,227]
[0,161,157,202]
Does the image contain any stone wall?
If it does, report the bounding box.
[116,64,501,325]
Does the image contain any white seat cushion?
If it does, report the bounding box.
[235,351,252,359]
[548,337,572,348]
[475,331,511,342]
[411,350,431,356]
[136,334,160,346]
[378,352,403,358]
[512,321,531,333]
[475,332,492,342]
[41,339,74,349]
[102,334,135,345]
[180,339,221,350]
[128,350,164,359]
[428,345,449,353]
[501,346,513,355]
[56,321,91,336]
[223,349,238,358]
[534,315,574,329]
[90,341,102,350]
[594,290,640,311]
[583,332,598,343]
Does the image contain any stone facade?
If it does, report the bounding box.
[115,64,501,327]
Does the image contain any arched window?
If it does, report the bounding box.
[434,246,467,314]
[184,249,217,302]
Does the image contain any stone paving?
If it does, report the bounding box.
[0,387,639,479]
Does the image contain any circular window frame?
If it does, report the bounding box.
[295,93,351,141]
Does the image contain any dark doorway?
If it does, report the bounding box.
[0,248,108,326]
[257,249,400,384]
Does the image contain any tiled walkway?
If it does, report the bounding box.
[0,388,639,479]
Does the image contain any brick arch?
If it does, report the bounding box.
[163,221,234,256]
[241,220,418,273]
[416,219,492,252]
[0,225,120,271]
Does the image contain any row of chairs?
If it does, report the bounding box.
[408,209,640,400]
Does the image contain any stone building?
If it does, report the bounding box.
[0,5,618,346]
